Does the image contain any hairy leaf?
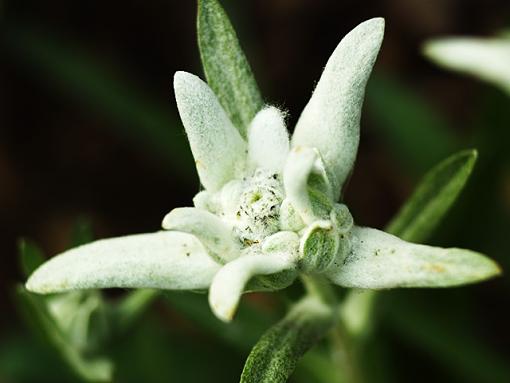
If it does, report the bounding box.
[292,18,384,198]
[240,296,335,383]
[198,0,263,136]
[174,71,247,191]
[26,231,221,294]
[328,226,500,289]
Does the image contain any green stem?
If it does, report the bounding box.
[300,275,337,306]
[301,275,363,383]
[329,320,363,383]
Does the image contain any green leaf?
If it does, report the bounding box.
[18,238,45,278]
[366,74,459,174]
[14,285,113,382]
[387,149,477,242]
[240,295,335,383]
[424,36,510,95]
[197,0,263,136]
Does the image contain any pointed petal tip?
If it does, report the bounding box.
[209,294,237,322]
[363,17,385,29]
[25,267,66,295]
[173,68,246,191]
[24,277,38,293]
[476,254,503,280]
[248,106,290,172]
[173,71,200,91]
[356,17,385,39]
[439,247,502,286]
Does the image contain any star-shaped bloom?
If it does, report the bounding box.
[26,18,500,322]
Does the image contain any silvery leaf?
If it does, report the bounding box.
[26,231,221,293]
[292,18,385,199]
[174,71,247,191]
[327,226,500,289]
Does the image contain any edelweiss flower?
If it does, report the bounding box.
[26,18,499,322]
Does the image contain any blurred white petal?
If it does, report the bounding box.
[424,37,510,94]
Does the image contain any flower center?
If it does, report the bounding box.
[221,169,284,247]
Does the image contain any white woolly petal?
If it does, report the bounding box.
[283,146,318,225]
[248,106,289,172]
[326,226,501,289]
[174,71,247,191]
[162,207,239,263]
[26,231,221,294]
[292,18,385,199]
[209,253,295,322]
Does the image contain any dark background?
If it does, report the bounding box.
[1,0,510,382]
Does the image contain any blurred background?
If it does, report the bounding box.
[1,0,510,382]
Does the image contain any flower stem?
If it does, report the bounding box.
[301,275,363,383]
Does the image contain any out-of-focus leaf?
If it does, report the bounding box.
[14,285,113,382]
[164,291,272,351]
[17,237,112,381]
[366,74,459,173]
[240,296,335,383]
[115,289,159,333]
[3,25,194,176]
[387,149,478,243]
[46,291,109,354]
[18,238,45,278]
[197,0,263,137]
[424,36,510,95]
[0,332,78,383]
